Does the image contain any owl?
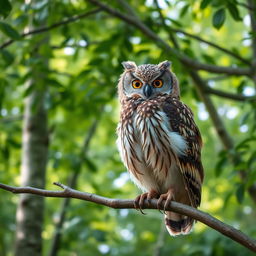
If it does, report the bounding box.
[116,60,204,236]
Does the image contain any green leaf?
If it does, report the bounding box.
[84,157,97,172]
[200,0,212,9]
[0,21,21,40]
[0,49,14,65]
[227,3,242,21]
[215,157,227,177]
[212,8,226,29]
[180,4,189,17]
[0,0,12,18]
[236,184,245,204]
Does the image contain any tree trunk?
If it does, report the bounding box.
[14,84,48,255]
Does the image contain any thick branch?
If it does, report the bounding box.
[0,182,255,252]
[0,8,101,50]
[86,0,253,76]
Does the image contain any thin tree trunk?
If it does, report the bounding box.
[14,1,49,254]
[14,87,48,256]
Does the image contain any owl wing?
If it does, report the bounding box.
[162,97,204,208]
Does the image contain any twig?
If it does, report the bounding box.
[0,182,256,252]
[0,8,101,50]
[86,0,252,76]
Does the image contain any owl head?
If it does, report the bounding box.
[118,60,180,102]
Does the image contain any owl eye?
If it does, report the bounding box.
[132,79,143,89]
[153,79,163,88]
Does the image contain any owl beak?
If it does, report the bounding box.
[143,84,153,98]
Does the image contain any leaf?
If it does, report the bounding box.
[236,183,245,204]
[84,157,97,172]
[0,0,12,18]
[0,21,21,40]
[0,49,14,65]
[227,3,242,21]
[202,54,216,64]
[200,0,212,9]
[212,8,226,29]
[215,157,227,177]
[180,4,189,17]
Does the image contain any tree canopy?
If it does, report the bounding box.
[0,0,256,255]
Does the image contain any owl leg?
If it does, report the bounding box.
[157,188,175,213]
[134,189,159,214]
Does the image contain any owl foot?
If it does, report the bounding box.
[157,188,175,214]
[134,190,159,215]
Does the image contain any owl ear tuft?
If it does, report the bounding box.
[158,60,171,71]
[122,61,137,70]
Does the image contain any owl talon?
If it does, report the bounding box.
[134,190,159,215]
[157,188,175,214]
[134,193,148,215]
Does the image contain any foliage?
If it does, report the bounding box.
[0,0,256,255]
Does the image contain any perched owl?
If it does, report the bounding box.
[116,60,204,236]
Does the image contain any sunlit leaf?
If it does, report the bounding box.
[200,0,212,9]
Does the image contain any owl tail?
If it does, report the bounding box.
[164,212,194,236]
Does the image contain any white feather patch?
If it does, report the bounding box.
[156,111,187,156]
[168,131,187,156]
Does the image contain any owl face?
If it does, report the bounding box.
[119,61,180,100]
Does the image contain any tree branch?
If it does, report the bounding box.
[204,87,256,102]
[169,28,250,65]
[86,0,253,76]
[0,182,255,252]
[0,8,101,50]
[152,0,249,65]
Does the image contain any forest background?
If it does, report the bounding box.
[0,0,256,255]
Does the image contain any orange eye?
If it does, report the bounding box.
[153,79,163,88]
[132,79,143,89]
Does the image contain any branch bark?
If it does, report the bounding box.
[0,182,255,253]
[0,8,101,50]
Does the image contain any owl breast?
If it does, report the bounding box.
[117,97,188,196]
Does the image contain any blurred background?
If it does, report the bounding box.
[0,0,256,255]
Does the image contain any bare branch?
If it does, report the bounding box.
[86,0,252,76]
[0,8,101,50]
[204,87,256,102]
[0,182,256,252]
